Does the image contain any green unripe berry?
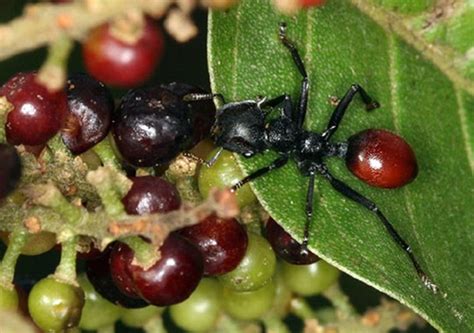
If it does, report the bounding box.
[28,277,84,332]
[222,279,276,321]
[170,278,222,332]
[219,232,276,291]
[121,305,164,328]
[198,149,257,207]
[0,231,56,256]
[0,285,19,311]
[281,260,340,296]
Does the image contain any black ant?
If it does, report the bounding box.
[184,23,437,293]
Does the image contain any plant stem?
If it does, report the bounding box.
[93,136,122,169]
[290,297,317,320]
[55,235,78,284]
[122,236,159,269]
[97,325,115,333]
[323,283,357,320]
[86,167,130,217]
[0,0,173,61]
[0,228,27,288]
[37,34,73,91]
[262,314,290,333]
[143,316,167,333]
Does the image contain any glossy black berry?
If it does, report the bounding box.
[61,73,114,154]
[0,144,21,200]
[112,86,193,167]
[161,82,216,146]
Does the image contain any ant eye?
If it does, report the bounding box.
[345,129,418,188]
[229,137,255,156]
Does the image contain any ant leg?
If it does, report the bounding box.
[302,171,316,249]
[231,156,288,191]
[183,147,223,168]
[278,23,309,129]
[260,94,293,118]
[322,84,380,141]
[319,167,438,293]
[183,93,226,104]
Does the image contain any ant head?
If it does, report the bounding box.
[212,101,266,157]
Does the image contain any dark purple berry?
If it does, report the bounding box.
[61,73,113,154]
[265,218,319,265]
[85,245,148,308]
[122,176,181,215]
[112,86,192,167]
[109,242,142,299]
[161,82,216,146]
[126,234,203,306]
[180,215,248,276]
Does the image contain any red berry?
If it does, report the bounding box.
[122,176,181,215]
[179,214,248,276]
[115,234,203,306]
[1,72,67,146]
[300,0,326,7]
[82,19,164,87]
[265,218,319,265]
[346,129,418,188]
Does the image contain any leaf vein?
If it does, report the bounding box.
[455,89,474,174]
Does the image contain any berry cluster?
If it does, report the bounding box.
[0,3,427,332]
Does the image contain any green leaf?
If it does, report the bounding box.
[208,1,474,332]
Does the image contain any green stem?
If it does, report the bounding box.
[143,316,167,333]
[322,283,357,320]
[37,34,73,91]
[86,167,130,217]
[122,236,159,269]
[0,229,28,287]
[44,35,73,67]
[97,324,115,333]
[262,314,290,333]
[48,189,82,225]
[290,297,317,321]
[215,315,258,333]
[54,235,78,283]
[93,136,122,169]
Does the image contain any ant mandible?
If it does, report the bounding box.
[184,23,437,293]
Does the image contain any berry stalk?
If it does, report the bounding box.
[0,228,28,288]
[37,34,74,92]
[55,235,79,283]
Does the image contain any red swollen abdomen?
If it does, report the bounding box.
[345,129,418,188]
